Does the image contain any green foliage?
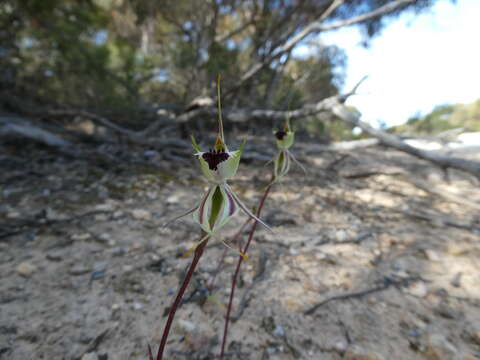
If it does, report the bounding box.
[0,0,441,128]
[390,100,480,135]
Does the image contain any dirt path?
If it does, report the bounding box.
[1,143,479,360]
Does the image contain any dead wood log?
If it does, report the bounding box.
[0,114,72,147]
[339,168,480,211]
[404,177,480,211]
[328,101,480,180]
[302,138,379,152]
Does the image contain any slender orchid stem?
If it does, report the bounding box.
[207,218,253,293]
[155,236,209,360]
[220,184,273,358]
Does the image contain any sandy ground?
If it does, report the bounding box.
[1,141,479,360]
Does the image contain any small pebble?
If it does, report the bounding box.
[131,209,152,221]
[406,281,428,298]
[451,272,462,288]
[71,233,91,241]
[123,265,134,273]
[344,345,385,360]
[110,247,126,257]
[132,302,143,311]
[425,334,457,360]
[98,233,111,243]
[112,210,124,219]
[46,252,63,262]
[424,249,441,262]
[166,195,179,204]
[335,230,348,242]
[273,324,285,337]
[81,353,98,360]
[17,262,37,277]
[69,265,92,276]
[177,319,196,333]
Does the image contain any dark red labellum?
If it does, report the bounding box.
[202,149,229,170]
[275,131,287,140]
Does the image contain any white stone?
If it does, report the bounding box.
[81,353,98,360]
[71,233,92,241]
[17,262,37,277]
[131,209,152,221]
[176,319,196,333]
[425,334,457,360]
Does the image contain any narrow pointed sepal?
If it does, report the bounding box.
[224,184,273,233]
[287,149,307,176]
[163,205,199,228]
[191,135,202,153]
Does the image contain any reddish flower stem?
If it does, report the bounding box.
[155,237,209,360]
[220,184,272,358]
[207,218,252,292]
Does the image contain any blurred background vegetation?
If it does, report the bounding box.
[389,100,480,135]
[1,0,453,142]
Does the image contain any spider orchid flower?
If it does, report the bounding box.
[191,135,270,233]
[273,120,306,180]
[165,76,271,258]
[166,135,271,259]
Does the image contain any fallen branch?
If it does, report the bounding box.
[403,177,480,211]
[338,167,480,211]
[0,114,71,147]
[303,138,380,153]
[329,100,480,180]
[304,276,420,315]
[0,210,111,241]
[401,210,477,231]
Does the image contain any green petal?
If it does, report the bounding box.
[191,135,202,153]
[198,156,216,181]
[217,149,241,180]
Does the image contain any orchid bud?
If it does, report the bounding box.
[272,119,305,180]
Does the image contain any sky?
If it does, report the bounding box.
[303,0,480,127]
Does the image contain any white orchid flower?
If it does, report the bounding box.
[165,77,271,258]
[190,136,271,234]
[272,120,306,180]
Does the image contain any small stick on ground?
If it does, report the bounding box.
[304,276,421,315]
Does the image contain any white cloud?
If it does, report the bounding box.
[317,0,480,126]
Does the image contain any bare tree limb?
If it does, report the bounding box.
[231,0,413,92]
[317,0,415,32]
[401,176,480,211]
[215,20,254,43]
[303,138,380,153]
[329,101,480,180]
[0,114,72,147]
